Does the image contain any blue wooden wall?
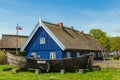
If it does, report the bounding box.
[62,51,89,58]
[94,52,103,60]
[25,27,62,59]
[26,27,61,51]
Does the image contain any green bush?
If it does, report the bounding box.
[0,50,7,64]
[113,55,119,60]
[8,50,26,56]
[18,51,26,56]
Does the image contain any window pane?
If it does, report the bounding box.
[67,52,71,58]
[77,52,80,57]
[40,37,45,44]
[50,52,56,59]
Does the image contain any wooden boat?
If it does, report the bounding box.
[27,54,90,72]
[7,52,91,72]
[7,52,27,68]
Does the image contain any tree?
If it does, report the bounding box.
[89,29,107,39]
[89,29,110,51]
[109,37,120,51]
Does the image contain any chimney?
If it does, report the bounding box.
[70,26,73,30]
[81,30,85,34]
[57,22,63,28]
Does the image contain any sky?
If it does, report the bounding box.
[0,0,120,38]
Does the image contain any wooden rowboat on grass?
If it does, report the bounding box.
[27,54,90,72]
[7,52,91,72]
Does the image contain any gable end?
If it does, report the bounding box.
[21,20,65,51]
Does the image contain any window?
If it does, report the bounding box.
[37,55,40,58]
[77,52,80,57]
[98,52,101,57]
[67,52,71,58]
[40,37,45,44]
[50,52,56,59]
[31,52,37,58]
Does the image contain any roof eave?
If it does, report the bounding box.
[65,48,102,52]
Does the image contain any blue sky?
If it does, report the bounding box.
[0,0,120,38]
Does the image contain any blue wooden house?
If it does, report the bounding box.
[21,19,104,60]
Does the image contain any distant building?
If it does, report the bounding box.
[21,20,104,60]
[0,34,28,50]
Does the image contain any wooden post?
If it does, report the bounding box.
[89,52,94,65]
[87,52,94,70]
[2,67,12,71]
[16,24,18,55]
[78,69,85,74]
[60,69,65,74]
[35,69,41,74]
[12,68,21,74]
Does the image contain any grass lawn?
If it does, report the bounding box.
[0,65,120,80]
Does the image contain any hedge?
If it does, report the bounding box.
[0,50,7,64]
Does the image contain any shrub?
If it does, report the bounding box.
[18,51,26,56]
[8,50,26,56]
[113,55,119,60]
[0,50,7,64]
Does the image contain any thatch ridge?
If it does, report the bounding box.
[2,34,28,38]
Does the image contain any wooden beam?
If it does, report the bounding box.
[2,67,12,71]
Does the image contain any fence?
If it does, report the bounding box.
[93,60,120,69]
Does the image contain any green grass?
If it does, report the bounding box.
[0,65,120,80]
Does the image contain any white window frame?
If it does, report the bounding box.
[98,52,101,57]
[50,52,56,59]
[40,37,45,44]
[77,52,80,57]
[67,52,71,58]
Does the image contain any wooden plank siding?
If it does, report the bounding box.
[26,27,62,59]
[62,51,90,58]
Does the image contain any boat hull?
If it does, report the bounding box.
[27,54,90,72]
[7,52,90,72]
[7,52,27,68]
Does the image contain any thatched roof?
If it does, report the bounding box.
[21,20,104,51]
[0,34,28,49]
[43,21,104,51]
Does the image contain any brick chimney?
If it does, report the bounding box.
[57,22,63,28]
[70,26,73,29]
